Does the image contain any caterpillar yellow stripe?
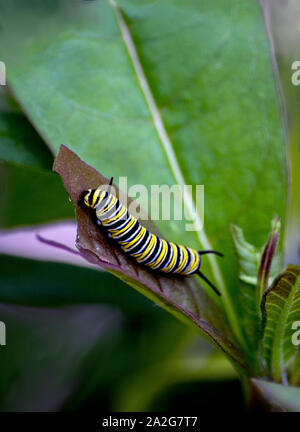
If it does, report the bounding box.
[81,178,223,295]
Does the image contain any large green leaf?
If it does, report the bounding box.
[262,265,300,382]
[0,0,286,347]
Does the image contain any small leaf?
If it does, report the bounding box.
[54,145,246,371]
[230,224,261,285]
[0,161,74,228]
[230,221,281,367]
[251,378,300,412]
[262,265,300,382]
[230,224,262,359]
[257,217,281,310]
[231,219,281,293]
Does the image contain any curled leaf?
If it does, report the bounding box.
[230,224,261,286]
[230,220,281,368]
[231,218,281,294]
[262,265,300,382]
[230,224,262,360]
[54,145,246,370]
[257,217,281,308]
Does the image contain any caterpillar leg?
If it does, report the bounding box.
[196,270,221,296]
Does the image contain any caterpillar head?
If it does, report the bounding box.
[81,188,101,208]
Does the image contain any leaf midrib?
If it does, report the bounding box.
[109,0,244,346]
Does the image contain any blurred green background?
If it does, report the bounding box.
[0,253,240,411]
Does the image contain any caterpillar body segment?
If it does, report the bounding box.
[81,180,223,295]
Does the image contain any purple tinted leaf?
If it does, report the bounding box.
[36,233,80,256]
[54,145,246,370]
[257,217,281,310]
[0,222,93,268]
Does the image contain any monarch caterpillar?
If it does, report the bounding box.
[81,178,223,295]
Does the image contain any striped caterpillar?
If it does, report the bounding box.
[81,178,223,295]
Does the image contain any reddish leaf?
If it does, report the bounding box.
[54,145,246,370]
[257,217,281,309]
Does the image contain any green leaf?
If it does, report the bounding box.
[230,220,281,366]
[230,223,262,362]
[0,89,53,169]
[251,378,300,412]
[0,112,52,169]
[0,161,74,227]
[0,87,73,227]
[231,219,281,290]
[262,265,300,382]
[53,144,246,371]
[0,0,287,347]
[289,349,300,386]
[230,224,261,286]
[259,1,300,267]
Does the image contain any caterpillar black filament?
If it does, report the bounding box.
[81,177,223,295]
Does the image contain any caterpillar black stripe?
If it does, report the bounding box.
[81,177,223,295]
